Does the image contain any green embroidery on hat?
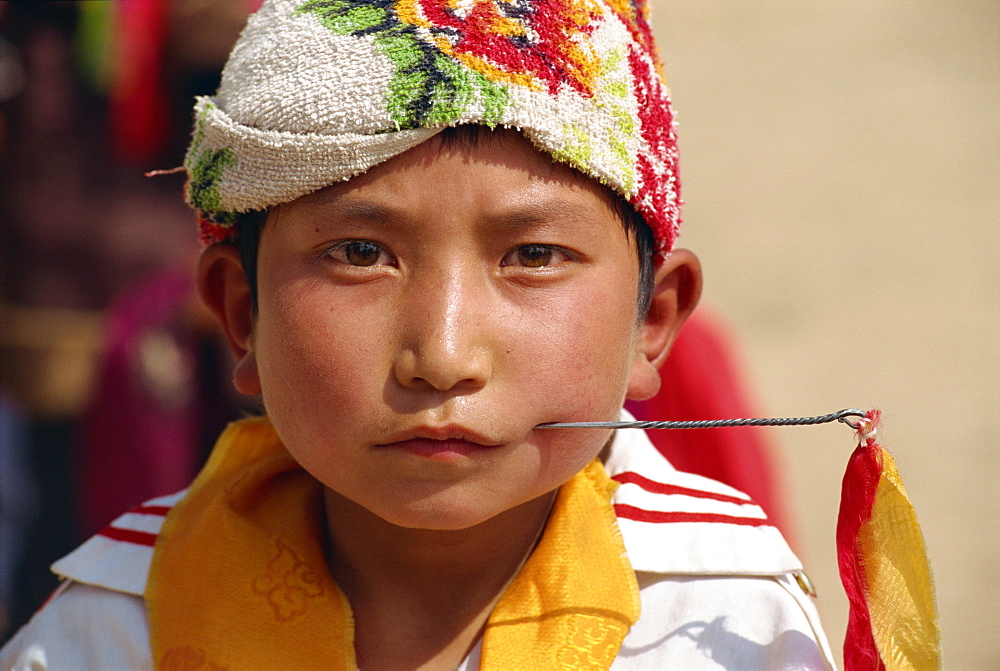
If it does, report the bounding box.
[188,146,236,215]
[297,0,509,129]
[188,100,213,159]
[381,36,506,127]
[605,80,628,99]
[185,100,237,220]
[594,47,637,193]
[551,125,594,172]
[302,0,386,33]
[607,103,636,192]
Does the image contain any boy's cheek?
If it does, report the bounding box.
[252,262,638,424]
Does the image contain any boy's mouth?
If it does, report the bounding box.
[376,425,503,461]
[381,438,501,461]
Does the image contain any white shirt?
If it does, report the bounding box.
[1,425,835,670]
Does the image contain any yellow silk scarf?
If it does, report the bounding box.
[838,411,940,670]
[861,450,939,669]
[147,417,640,670]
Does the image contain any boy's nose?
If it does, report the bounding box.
[392,273,493,392]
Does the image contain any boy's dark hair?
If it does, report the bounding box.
[236,127,657,320]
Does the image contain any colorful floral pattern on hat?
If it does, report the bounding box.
[185,0,681,251]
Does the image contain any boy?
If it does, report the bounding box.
[2,1,834,668]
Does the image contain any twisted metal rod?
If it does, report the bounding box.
[537,408,868,431]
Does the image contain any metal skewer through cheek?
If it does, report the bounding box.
[536,408,868,431]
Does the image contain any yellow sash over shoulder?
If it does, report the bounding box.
[147,417,640,670]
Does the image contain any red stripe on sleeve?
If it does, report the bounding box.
[612,471,753,506]
[98,526,159,547]
[614,503,771,527]
[128,504,172,517]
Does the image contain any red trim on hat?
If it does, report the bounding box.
[198,217,237,245]
[628,43,680,251]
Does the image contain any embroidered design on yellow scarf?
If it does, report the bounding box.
[148,417,640,670]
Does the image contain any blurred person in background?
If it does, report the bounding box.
[0,0,256,640]
[0,394,37,641]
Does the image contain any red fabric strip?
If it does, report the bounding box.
[128,504,172,517]
[110,0,170,164]
[612,471,753,506]
[98,526,159,547]
[614,503,770,527]
[836,439,886,671]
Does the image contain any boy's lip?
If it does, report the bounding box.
[377,424,502,448]
[376,425,506,460]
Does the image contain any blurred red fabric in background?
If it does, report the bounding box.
[627,309,795,543]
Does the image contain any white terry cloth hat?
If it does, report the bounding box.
[185,0,681,251]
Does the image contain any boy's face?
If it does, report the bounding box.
[203,130,696,531]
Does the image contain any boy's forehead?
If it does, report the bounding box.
[283,128,622,225]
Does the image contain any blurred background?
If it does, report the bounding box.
[0,1,996,669]
[0,0,261,641]
[654,3,998,669]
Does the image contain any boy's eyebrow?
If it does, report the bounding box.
[297,197,395,223]
[298,194,614,230]
[488,199,612,230]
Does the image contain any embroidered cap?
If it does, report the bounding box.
[185,0,681,250]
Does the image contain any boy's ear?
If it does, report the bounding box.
[626,249,702,402]
[196,243,262,396]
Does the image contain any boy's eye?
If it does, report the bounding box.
[503,244,571,268]
[326,240,394,267]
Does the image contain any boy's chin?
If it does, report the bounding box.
[380,511,496,533]
[325,485,553,535]
[365,497,522,533]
